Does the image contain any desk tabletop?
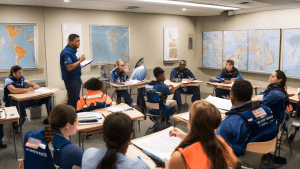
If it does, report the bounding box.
[207,82,259,89]
[9,92,52,101]
[0,107,20,124]
[77,103,145,134]
[126,144,157,169]
[287,86,299,103]
[110,81,147,88]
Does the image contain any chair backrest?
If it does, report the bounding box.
[245,136,277,154]
[145,102,159,110]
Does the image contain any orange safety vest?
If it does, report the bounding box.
[178,136,237,169]
[76,90,112,111]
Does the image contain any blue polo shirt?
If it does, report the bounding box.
[60,45,81,80]
[3,76,26,107]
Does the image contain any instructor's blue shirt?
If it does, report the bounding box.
[60,45,81,80]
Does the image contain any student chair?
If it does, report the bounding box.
[275,99,293,157]
[245,136,278,169]
[144,88,173,135]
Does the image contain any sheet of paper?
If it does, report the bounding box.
[105,106,132,113]
[77,112,104,125]
[125,80,140,85]
[180,113,189,120]
[205,95,232,111]
[0,109,5,119]
[34,87,60,93]
[132,127,182,162]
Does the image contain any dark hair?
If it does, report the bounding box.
[97,113,133,169]
[10,65,22,76]
[68,34,79,42]
[180,60,186,64]
[231,80,253,102]
[274,70,288,96]
[226,60,234,67]
[83,78,103,91]
[44,104,77,143]
[175,100,237,169]
[153,67,164,78]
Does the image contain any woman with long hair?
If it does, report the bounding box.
[252,70,288,125]
[167,100,239,169]
[82,113,149,169]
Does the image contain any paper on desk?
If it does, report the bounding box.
[77,112,103,125]
[132,127,182,162]
[180,113,189,120]
[205,95,232,111]
[0,109,5,119]
[125,80,140,85]
[34,87,60,93]
[106,106,132,113]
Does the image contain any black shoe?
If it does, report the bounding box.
[0,141,7,149]
[14,128,21,134]
[43,118,49,125]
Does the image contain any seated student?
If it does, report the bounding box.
[216,80,278,156]
[82,113,149,169]
[148,67,178,116]
[77,78,112,112]
[2,65,52,127]
[170,60,200,109]
[167,100,239,169]
[252,70,288,125]
[110,59,133,106]
[24,104,83,169]
[214,60,243,98]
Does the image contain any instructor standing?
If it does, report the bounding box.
[60,34,85,109]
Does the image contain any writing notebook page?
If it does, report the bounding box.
[205,95,232,111]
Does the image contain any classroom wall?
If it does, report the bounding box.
[195,8,300,94]
[0,5,197,104]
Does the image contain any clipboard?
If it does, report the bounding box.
[80,60,93,67]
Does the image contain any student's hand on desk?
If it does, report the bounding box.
[169,128,187,139]
[28,87,34,92]
[33,85,40,90]
[224,80,232,84]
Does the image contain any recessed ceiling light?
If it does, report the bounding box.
[64,0,70,2]
[182,8,186,11]
[139,0,239,10]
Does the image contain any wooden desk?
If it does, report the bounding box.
[287,86,299,104]
[207,82,259,95]
[77,103,145,150]
[0,107,20,160]
[167,80,202,93]
[172,110,227,126]
[9,91,53,144]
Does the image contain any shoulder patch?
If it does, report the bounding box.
[25,137,41,149]
[252,107,267,118]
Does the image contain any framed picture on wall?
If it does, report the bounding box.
[188,34,193,49]
[164,27,179,61]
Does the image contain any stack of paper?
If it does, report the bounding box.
[124,80,140,85]
[180,113,189,120]
[0,109,5,119]
[106,107,133,113]
[77,112,103,125]
[205,95,232,111]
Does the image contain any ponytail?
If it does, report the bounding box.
[97,140,118,169]
[44,124,54,143]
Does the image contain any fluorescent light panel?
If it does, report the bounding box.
[139,0,239,10]
[64,0,70,2]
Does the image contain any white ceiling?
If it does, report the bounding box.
[1,0,300,16]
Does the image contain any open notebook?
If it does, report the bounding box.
[132,127,181,163]
[205,95,232,111]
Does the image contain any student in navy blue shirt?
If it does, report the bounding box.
[170,60,200,109]
[60,34,85,109]
[2,65,52,136]
[148,67,178,116]
[216,80,278,156]
[82,113,149,169]
[24,104,83,169]
[214,60,243,98]
[110,59,133,106]
[252,70,288,125]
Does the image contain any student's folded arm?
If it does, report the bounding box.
[7,84,32,94]
[188,69,195,79]
[236,73,243,80]
[216,72,222,80]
